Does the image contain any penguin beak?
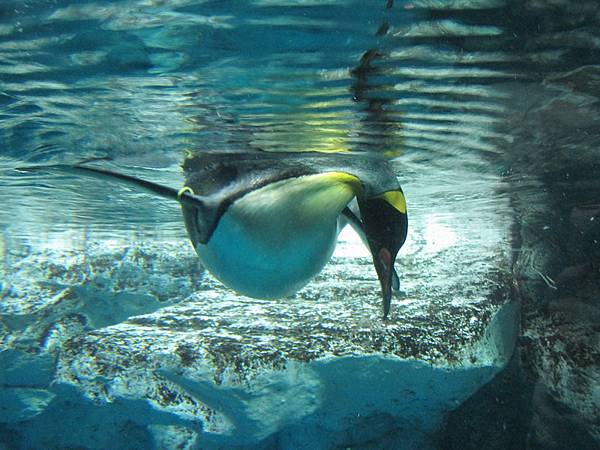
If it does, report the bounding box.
[374,247,393,319]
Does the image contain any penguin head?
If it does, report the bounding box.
[358,189,408,318]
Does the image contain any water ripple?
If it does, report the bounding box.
[0,0,598,239]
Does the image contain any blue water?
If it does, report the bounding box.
[1,0,520,238]
[1,1,600,449]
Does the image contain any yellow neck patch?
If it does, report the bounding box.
[378,190,407,214]
[321,171,361,192]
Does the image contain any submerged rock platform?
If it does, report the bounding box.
[1,198,517,450]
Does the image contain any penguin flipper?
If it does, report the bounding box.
[391,269,400,292]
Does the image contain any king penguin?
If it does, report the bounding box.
[24,151,408,318]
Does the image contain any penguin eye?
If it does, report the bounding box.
[377,190,406,214]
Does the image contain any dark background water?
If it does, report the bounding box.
[1,0,599,449]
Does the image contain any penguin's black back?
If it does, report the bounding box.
[182,151,400,199]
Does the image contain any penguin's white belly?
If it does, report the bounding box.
[193,172,359,298]
[196,212,340,298]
